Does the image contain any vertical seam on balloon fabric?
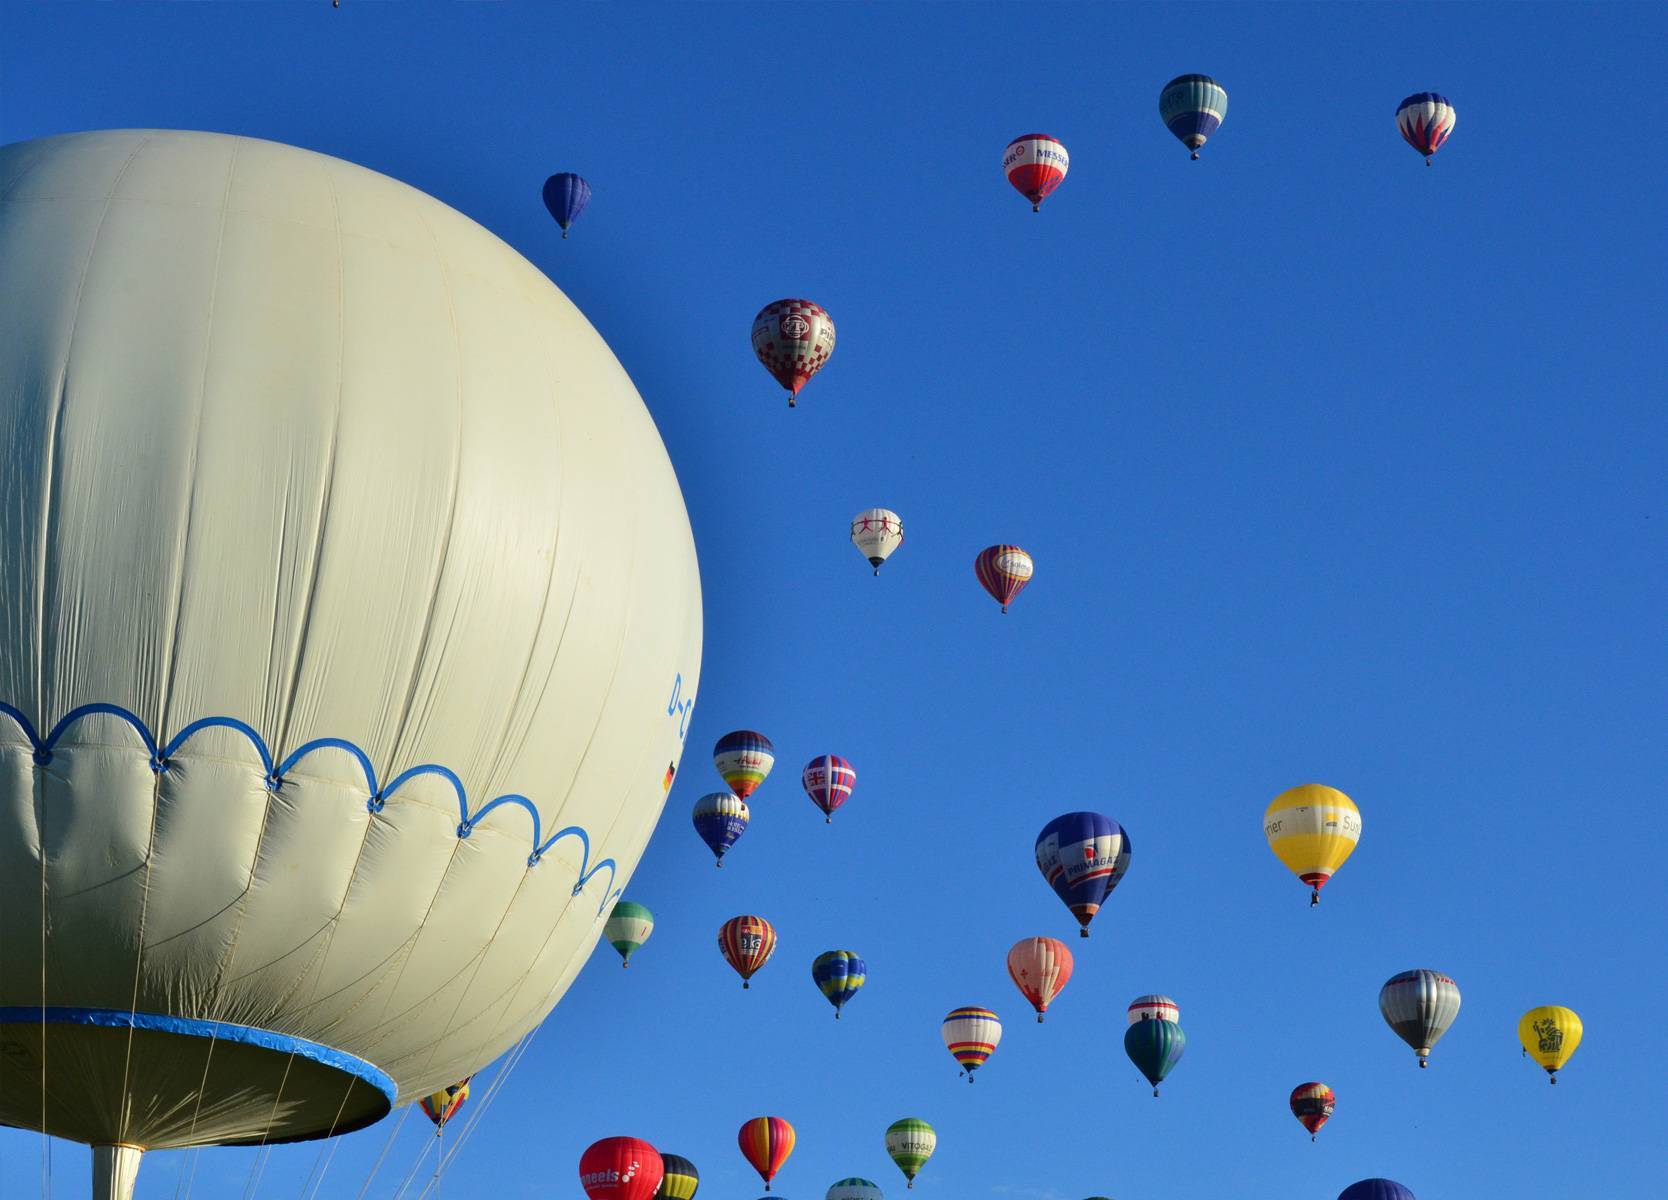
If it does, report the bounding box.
[384,205,466,775]
[113,750,167,1147]
[157,135,239,736]
[30,132,150,725]
[272,155,346,760]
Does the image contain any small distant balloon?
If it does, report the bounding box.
[604,900,654,968]
[418,1078,470,1133]
[942,1007,1002,1082]
[852,509,904,575]
[1339,1182,1416,1200]
[1379,969,1462,1068]
[884,1118,936,1190]
[811,950,867,1019]
[656,1156,700,1200]
[1289,1082,1335,1141]
[1518,1006,1583,1084]
[580,1138,665,1200]
[1124,1018,1185,1097]
[1003,134,1069,212]
[1159,75,1229,159]
[693,791,750,866]
[715,730,775,800]
[802,755,856,823]
[738,1117,795,1191]
[542,172,592,238]
[752,300,835,406]
[1006,937,1074,1022]
[719,915,779,989]
[974,544,1034,613]
[1127,994,1179,1024]
[826,1179,883,1200]
[1396,93,1456,164]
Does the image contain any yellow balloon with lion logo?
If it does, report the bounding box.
[1263,784,1362,905]
[1518,1006,1583,1084]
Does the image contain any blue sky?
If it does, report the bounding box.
[3,3,1665,1199]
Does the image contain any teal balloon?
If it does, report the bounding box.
[1124,1018,1185,1096]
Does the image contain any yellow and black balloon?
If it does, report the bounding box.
[655,1154,700,1200]
[1518,1006,1582,1084]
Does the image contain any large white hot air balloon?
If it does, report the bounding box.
[0,130,702,1200]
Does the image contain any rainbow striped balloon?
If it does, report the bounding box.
[719,915,778,989]
[737,1116,795,1191]
[941,1007,1002,1082]
[715,730,775,800]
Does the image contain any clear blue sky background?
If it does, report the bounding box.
[3,4,1665,1199]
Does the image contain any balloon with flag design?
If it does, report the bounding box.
[884,1118,936,1190]
[974,545,1034,613]
[738,1116,795,1191]
[1034,812,1132,936]
[1396,93,1456,164]
[851,509,904,575]
[1006,937,1073,1022]
[811,950,866,1018]
[1159,75,1229,159]
[604,900,653,968]
[719,915,779,989]
[941,1007,1002,1082]
[1003,135,1069,212]
[1290,1082,1335,1140]
[693,791,750,866]
[752,300,835,406]
[580,1138,665,1200]
[802,755,856,823]
[715,730,775,800]
[542,172,592,238]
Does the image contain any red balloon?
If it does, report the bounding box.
[718,915,778,988]
[580,1137,664,1200]
[737,1116,795,1190]
[974,544,1034,613]
[1289,1082,1336,1140]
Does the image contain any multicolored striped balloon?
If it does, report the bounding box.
[974,544,1034,613]
[719,915,779,989]
[1379,969,1462,1067]
[811,950,867,1018]
[1127,994,1180,1025]
[715,730,775,801]
[604,900,654,968]
[1124,1017,1186,1097]
[941,1007,1002,1081]
[825,1179,883,1200]
[1289,1082,1336,1140]
[752,300,835,406]
[802,755,856,822]
[1003,134,1070,212]
[884,1118,936,1189]
[1159,74,1228,159]
[655,1156,700,1200]
[1518,1005,1583,1084]
[693,791,750,866]
[418,1077,470,1132]
[1006,937,1074,1022]
[1034,811,1132,936]
[737,1116,795,1191]
[1263,784,1361,905]
[1396,93,1456,164]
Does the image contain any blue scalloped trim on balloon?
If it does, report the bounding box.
[0,700,623,913]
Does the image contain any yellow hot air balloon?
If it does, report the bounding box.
[1518,1006,1583,1083]
[1263,784,1362,905]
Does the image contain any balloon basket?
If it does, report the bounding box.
[1079,928,1088,938]
[743,981,750,990]
[1036,1014,1044,1024]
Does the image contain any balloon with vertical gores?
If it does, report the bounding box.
[692,791,750,866]
[655,1156,700,1200]
[752,300,835,406]
[1124,1017,1186,1096]
[738,1116,795,1191]
[826,1179,883,1200]
[579,1138,665,1200]
[542,172,592,238]
[418,1078,470,1133]
[604,900,653,968]
[1003,135,1069,212]
[1159,75,1229,159]
[811,950,867,1018]
[802,755,856,822]
[715,730,775,800]
[1263,784,1361,905]
[1006,937,1074,1022]
[719,915,778,988]
[974,544,1033,613]
[1379,969,1462,1067]
[1339,1182,1416,1200]
[941,1007,1002,1081]
[1034,812,1132,936]
[851,509,904,575]
[1396,93,1457,164]
[1289,1082,1335,1140]
[1518,1006,1583,1084]
[884,1118,936,1190]
[1127,994,1179,1024]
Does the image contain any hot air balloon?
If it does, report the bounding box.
[1159,74,1229,159]
[827,1179,884,1200]
[1003,134,1070,212]
[884,1118,936,1190]
[605,900,654,967]
[543,172,592,238]
[1127,994,1180,1024]
[803,755,857,822]
[0,129,702,1200]
[693,791,750,866]
[974,544,1034,613]
[812,950,867,1018]
[1379,970,1462,1067]
[852,509,904,575]
[942,1007,1002,1081]
[1124,1017,1186,1096]
[738,1116,796,1191]
[1264,784,1362,905]
[1339,1182,1416,1200]
[715,730,775,800]
[719,915,779,988]
[656,1155,700,1200]
[582,1138,666,1200]
[1396,93,1456,164]
[1007,937,1074,1022]
[752,300,835,406]
[1034,812,1132,936]
[1289,1082,1335,1141]
[419,1078,471,1133]
[1518,1006,1583,1083]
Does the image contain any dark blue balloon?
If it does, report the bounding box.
[541,172,591,238]
[1339,1181,1416,1200]
[1033,812,1132,934]
[692,792,748,865]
